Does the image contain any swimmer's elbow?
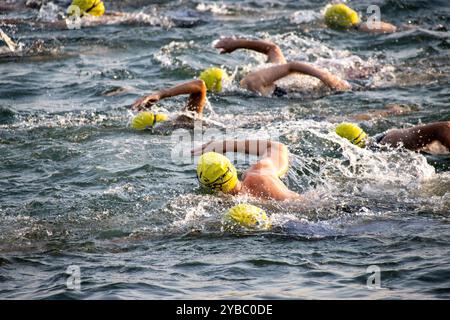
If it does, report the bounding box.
[267,44,286,64]
[193,79,207,92]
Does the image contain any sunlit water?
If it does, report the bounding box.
[0,0,449,299]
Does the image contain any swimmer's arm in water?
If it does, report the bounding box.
[131,80,206,114]
[240,61,351,95]
[351,104,412,121]
[357,21,397,33]
[379,121,450,151]
[215,37,286,64]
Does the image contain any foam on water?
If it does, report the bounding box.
[81,11,174,28]
[153,41,197,69]
[196,3,232,15]
[289,9,323,25]
[0,109,126,130]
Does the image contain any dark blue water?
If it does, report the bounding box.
[0,0,449,299]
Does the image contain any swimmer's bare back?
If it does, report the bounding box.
[357,21,398,34]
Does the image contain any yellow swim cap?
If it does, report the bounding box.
[324,4,360,29]
[69,0,105,17]
[197,152,238,193]
[223,204,271,231]
[335,122,367,147]
[198,67,229,93]
[131,111,168,130]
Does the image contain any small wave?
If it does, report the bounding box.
[152,40,197,69]
[0,106,15,124]
[195,2,261,16]
[196,3,231,15]
[0,110,126,130]
[98,68,137,80]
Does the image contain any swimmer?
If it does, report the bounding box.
[192,139,304,201]
[213,37,351,96]
[1,0,104,29]
[129,79,207,132]
[323,3,397,34]
[0,0,160,30]
[335,121,450,154]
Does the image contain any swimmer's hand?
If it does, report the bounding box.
[214,38,238,54]
[130,93,160,111]
[331,80,352,92]
[191,140,215,155]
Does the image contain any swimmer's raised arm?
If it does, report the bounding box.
[192,139,290,177]
[131,79,206,114]
[240,61,351,95]
[215,37,286,64]
[324,4,397,34]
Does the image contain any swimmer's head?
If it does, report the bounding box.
[196,152,238,193]
[324,4,360,30]
[335,122,367,148]
[198,67,229,93]
[223,204,271,231]
[68,0,105,17]
[131,111,168,130]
